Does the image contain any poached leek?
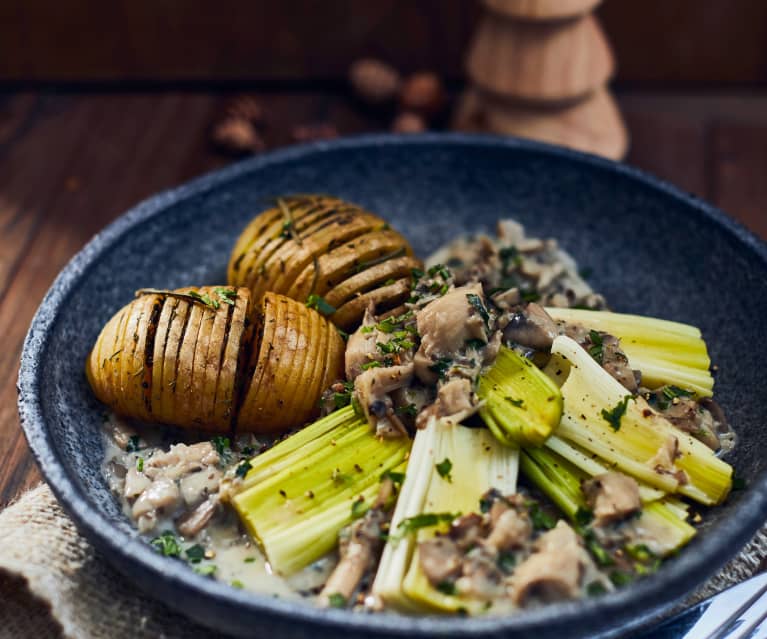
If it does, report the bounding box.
[229,406,411,575]
[549,335,731,506]
[372,419,519,612]
[545,307,714,396]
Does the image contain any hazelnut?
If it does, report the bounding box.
[211,117,265,155]
[291,122,339,143]
[349,58,401,105]
[225,96,265,126]
[391,112,427,134]
[400,72,446,118]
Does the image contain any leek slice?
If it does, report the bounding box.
[478,347,563,447]
[230,406,411,575]
[545,307,714,396]
[520,446,696,557]
[550,335,732,506]
[372,419,519,612]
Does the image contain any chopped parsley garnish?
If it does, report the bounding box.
[588,330,604,364]
[361,360,382,371]
[336,327,349,341]
[305,294,336,316]
[586,581,607,596]
[395,512,458,538]
[395,403,418,418]
[211,435,231,465]
[427,263,451,281]
[608,571,633,587]
[428,357,453,380]
[466,293,490,329]
[497,551,516,573]
[136,457,144,472]
[194,564,217,577]
[231,579,245,589]
[380,469,406,485]
[126,435,142,453]
[214,287,237,306]
[625,543,655,563]
[235,460,253,479]
[528,503,556,531]
[505,396,525,408]
[662,385,694,400]
[332,381,355,410]
[351,497,367,520]
[601,396,633,431]
[465,338,487,350]
[150,531,181,557]
[410,267,425,282]
[279,219,293,238]
[436,581,457,595]
[185,544,206,563]
[583,529,614,567]
[574,507,594,527]
[188,290,219,309]
[435,458,453,482]
[327,593,347,608]
[244,557,257,563]
[499,246,522,270]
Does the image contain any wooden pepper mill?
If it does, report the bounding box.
[453,0,628,160]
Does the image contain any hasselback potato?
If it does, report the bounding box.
[237,291,345,433]
[86,288,345,434]
[86,286,252,431]
[227,195,422,331]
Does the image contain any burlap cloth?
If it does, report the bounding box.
[1,484,766,639]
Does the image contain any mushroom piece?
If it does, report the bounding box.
[418,536,464,584]
[436,378,475,419]
[484,508,532,552]
[414,283,488,384]
[582,472,641,527]
[318,480,392,606]
[353,363,414,437]
[177,497,218,538]
[455,547,505,600]
[511,521,584,605]
[502,303,558,351]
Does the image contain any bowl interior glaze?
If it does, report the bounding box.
[18,134,767,639]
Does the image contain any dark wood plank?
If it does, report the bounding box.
[3,0,767,86]
[709,121,767,240]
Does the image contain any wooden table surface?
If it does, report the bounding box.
[1,89,766,507]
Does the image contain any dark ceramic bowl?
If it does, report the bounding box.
[18,134,767,639]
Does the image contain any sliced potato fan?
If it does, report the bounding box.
[87,286,252,432]
[86,288,344,434]
[228,195,421,330]
[237,292,345,433]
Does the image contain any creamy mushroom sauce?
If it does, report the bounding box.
[102,416,335,601]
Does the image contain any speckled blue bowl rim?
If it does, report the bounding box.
[17,133,767,639]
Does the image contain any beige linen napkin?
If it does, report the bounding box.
[1,483,766,639]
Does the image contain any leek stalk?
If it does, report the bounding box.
[478,347,563,447]
[230,406,411,575]
[549,335,732,506]
[545,307,714,396]
[372,419,519,613]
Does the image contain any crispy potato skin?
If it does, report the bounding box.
[86,288,343,435]
[228,195,422,331]
[236,292,345,434]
